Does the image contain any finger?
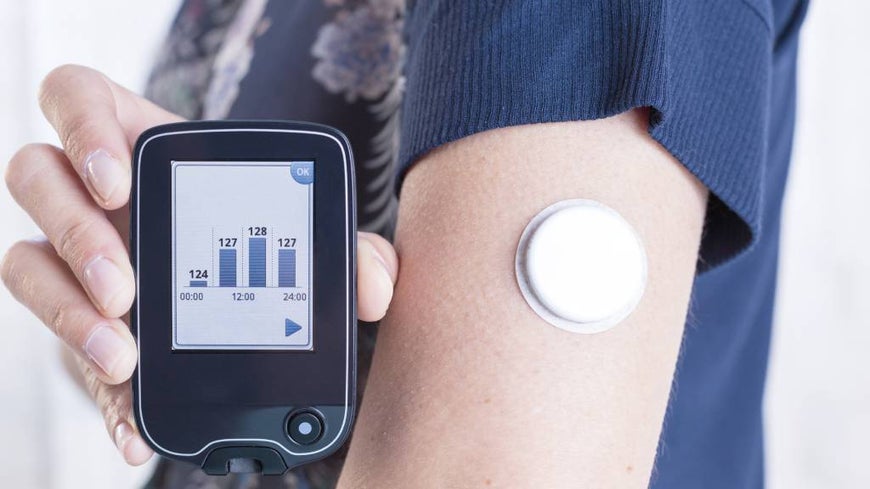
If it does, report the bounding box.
[76,355,153,465]
[357,232,399,322]
[38,64,182,210]
[0,239,137,384]
[6,143,134,317]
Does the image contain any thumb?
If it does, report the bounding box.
[357,232,398,322]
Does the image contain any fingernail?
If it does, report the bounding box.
[360,239,394,295]
[84,323,133,379]
[84,149,125,204]
[83,256,125,313]
[114,422,153,465]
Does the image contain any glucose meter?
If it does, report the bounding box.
[131,121,356,474]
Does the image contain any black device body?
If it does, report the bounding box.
[131,121,356,474]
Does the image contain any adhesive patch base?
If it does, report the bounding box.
[515,199,647,334]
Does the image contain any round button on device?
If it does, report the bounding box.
[287,411,324,445]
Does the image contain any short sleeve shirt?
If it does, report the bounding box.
[143,1,809,487]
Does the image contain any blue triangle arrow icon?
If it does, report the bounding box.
[285,318,302,337]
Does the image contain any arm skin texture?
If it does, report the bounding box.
[337,109,708,488]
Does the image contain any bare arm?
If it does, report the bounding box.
[338,109,707,487]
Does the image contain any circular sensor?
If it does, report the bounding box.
[515,200,647,334]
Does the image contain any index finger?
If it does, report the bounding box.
[38,64,183,210]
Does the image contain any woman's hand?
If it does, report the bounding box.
[1,65,398,465]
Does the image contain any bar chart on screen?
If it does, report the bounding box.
[172,162,313,349]
[183,227,303,290]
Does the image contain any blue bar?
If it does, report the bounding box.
[278,248,296,287]
[219,248,237,287]
[248,238,266,287]
[189,280,207,287]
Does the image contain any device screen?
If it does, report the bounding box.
[171,161,313,350]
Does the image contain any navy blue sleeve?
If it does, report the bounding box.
[397,0,774,270]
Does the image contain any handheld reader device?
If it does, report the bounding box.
[131,121,356,475]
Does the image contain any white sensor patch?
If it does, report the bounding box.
[515,199,647,334]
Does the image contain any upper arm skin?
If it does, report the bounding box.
[338,109,708,488]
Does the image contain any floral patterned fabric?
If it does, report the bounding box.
[143,1,404,487]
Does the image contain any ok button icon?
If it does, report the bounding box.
[291,161,314,185]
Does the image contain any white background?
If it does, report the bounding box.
[0,1,868,488]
